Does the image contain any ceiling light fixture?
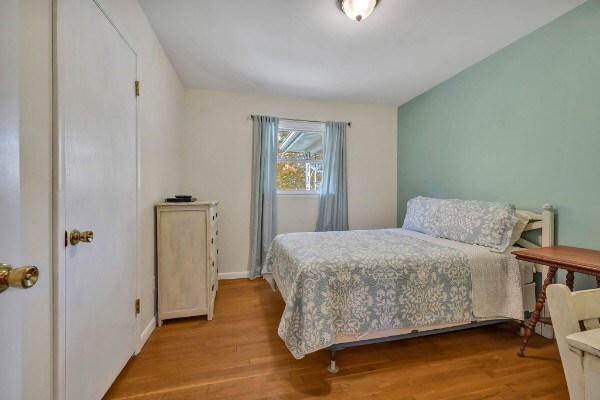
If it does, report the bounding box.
[338,0,379,22]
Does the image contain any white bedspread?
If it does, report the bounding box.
[398,229,524,320]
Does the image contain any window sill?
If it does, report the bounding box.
[277,191,320,198]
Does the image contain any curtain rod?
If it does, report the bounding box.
[250,115,351,128]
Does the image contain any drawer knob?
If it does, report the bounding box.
[216,213,218,218]
[217,249,219,255]
[211,238,214,244]
[212,261,214,267]
[212,215,214,221]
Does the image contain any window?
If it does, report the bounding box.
[277,122,324,193]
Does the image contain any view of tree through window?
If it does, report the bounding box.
[277,130,323,191]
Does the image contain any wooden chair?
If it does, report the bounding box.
[547,284,600,399]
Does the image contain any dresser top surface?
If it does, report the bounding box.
[156,201,218,207]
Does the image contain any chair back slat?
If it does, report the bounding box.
[572,289,600,322]
[583,319,600,331]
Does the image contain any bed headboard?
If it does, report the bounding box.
[517,204,555,339]
[515,204,555,250]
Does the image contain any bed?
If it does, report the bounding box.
[262,198,555,372]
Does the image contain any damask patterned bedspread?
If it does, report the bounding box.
[262,229,474,359]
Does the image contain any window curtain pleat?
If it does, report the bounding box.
[248,115,279,279]
[316,121,349,232]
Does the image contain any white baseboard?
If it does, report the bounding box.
[218,271,249,280]
[140,316,156,349]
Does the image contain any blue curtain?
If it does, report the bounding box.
[316,121,349,232]
[248,116,279,279]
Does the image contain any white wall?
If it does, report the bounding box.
[98,0,184,339]
[277,194,320,234]
[182,89,397,276]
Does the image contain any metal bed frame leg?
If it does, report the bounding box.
[518,320,527,337]
[327,349,340,373]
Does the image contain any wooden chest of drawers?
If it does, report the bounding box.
[156,202,219,326]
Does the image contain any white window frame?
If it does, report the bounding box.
[276,120,325,196]
[277,190,321,197]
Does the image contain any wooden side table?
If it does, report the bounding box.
[513,246,600,357]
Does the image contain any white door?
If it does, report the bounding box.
[57,0,138,398]
[0,0,42,400]
[0,2,26,398]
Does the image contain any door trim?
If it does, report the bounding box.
[53,1,143,399]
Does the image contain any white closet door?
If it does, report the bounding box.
[58,0,138,398]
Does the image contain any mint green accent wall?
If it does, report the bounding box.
[397,1,600,287]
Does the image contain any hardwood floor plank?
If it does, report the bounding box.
[434,385,514,400]
[104,279,569,400]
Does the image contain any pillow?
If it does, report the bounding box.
[403,197,519,252]
[402,196,441,234]
[509,211,531,246]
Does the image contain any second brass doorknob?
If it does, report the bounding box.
[70,229,94,245]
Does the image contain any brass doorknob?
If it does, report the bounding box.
[70,229,94,245]
[0,264,39,293]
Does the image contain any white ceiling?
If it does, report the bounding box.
[138,0,586,106]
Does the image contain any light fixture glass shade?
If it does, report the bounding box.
[340,0,378,21]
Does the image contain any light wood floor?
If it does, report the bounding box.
[105,279,569,400]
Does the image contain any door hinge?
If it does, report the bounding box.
[135,298,141,315]
[65,231,68,247]
[135,80,140,97]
